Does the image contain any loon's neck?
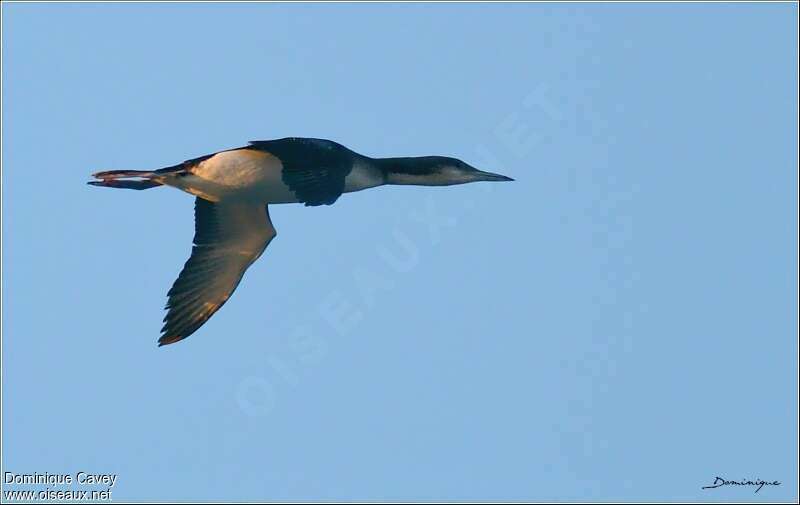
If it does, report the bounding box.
[369,156,443,186]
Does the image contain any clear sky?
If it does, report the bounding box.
[2,2,797,502]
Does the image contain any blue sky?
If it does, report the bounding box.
[2,2,797,502]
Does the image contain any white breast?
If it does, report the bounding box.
[344,161,385,193]
[176,149,300,204]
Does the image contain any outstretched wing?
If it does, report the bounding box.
[248,138,353,206]
[159,198,277,346]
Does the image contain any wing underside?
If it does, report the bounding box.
[159,198,277,346]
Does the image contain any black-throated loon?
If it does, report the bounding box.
[89,137,514,346]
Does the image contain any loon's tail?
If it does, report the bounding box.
[88,169,164,190]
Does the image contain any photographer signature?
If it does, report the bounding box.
[702,476,780,493]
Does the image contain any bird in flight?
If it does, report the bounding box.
[89,137,514,346]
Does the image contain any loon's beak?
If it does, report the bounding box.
[474,170,514,182]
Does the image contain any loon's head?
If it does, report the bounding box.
[380,155,514,186]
